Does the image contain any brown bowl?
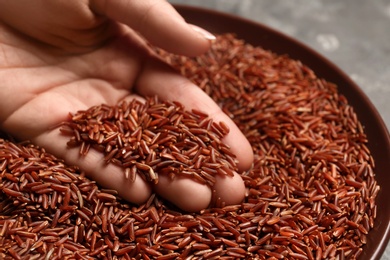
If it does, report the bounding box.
[174,4,390,260]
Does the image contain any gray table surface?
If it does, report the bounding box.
[169,0,390,259]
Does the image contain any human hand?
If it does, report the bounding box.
[0,0,254,212]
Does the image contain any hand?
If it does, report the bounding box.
[0,0,253,212]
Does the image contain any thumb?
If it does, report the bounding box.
[91,0,215,56]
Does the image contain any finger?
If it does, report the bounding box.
[135,58,254,172]
[212,172,246,206]
[153,175,212,212]
[134,58,252,211]
[154,171,246,212]
[34,129,153,205]
[90,0,215,56]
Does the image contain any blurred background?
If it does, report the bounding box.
[169,0,390,259]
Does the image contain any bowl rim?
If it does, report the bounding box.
[173,4,390,259]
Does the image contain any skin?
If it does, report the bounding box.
[0,0,254,212]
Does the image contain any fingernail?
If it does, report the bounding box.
[190,25,216,41]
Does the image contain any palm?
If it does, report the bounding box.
[1,26,140,142]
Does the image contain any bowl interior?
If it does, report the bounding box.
[175,4,390,260]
